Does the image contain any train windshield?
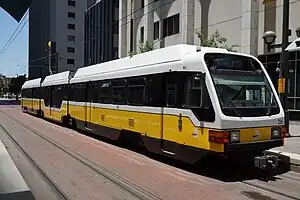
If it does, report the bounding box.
[204,53,280,117]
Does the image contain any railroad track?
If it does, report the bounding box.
[239,180,300,200]
[0,110,161,200]
[0,124,70,200]
[2,105,300,200]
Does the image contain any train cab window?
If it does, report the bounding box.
[183,73,215,122]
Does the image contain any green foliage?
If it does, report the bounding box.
[9,74,26,100]
[129,40,154,57]
[195,30,239,52]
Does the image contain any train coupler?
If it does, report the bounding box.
[254,155,279,169]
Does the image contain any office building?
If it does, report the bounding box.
[84,0,119,66]
[28,0,87,79]
[118,0,300,116]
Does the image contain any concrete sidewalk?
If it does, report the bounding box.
[0,139,35,200]
[266,122,300,170]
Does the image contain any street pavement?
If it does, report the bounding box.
[267,122,300,167]
[2,105,300,199]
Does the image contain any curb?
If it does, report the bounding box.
[266,149,300,173]
[0,140,35,200]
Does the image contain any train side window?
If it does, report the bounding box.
[42,86,51,107]
[165,73,180,107]
[90,81,100,103]
[112,79,126,104]
[72,83,85,102]
[145,74,163,107]
[183,74,215,122]
[128,77,145,105]
[99,81,112,104]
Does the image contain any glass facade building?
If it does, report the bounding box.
[84,0,119,66]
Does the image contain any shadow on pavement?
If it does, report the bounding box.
[75,127,291,183]
[21,110,292,183]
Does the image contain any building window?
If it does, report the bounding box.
[68,35,75,42]
[140,26,144,42]
[141,0,144,8]
[154,21,159,40]
[68,0,75,6]
[67,59,75,65]
[163,13,180,38]
[68,24,75,30]
[67,47,75,53]
[68,12,75,19]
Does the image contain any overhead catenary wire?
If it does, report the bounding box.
[0,0,39,59]
[83,0,300,45]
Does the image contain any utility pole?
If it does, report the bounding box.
[130,0,134,53]
[281,0,290,133]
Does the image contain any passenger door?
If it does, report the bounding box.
[84,82,93,131]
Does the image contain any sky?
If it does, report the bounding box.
[0,8,28,77]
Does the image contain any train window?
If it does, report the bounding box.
[89,81,100,103]
[32,87,41,99]
[166,79,177,107]
[72,83,85,102]
[42,86,51,107]
[112,79,126,104]
[128,77,145,105]
[183,74,215,122]
[184,75,202,107]
[145,74,163,107]
[22,89,31,98]
[99,81,112,103]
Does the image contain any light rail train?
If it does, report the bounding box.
[21,44,286,169]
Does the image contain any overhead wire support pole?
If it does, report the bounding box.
[281,0,290,134]
[48,41,53,75]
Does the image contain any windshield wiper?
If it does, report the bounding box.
[214,83,242,117]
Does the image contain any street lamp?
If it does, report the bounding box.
[262,31,276,52]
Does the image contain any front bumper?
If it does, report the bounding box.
[224,139,283,154]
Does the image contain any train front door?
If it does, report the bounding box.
[161,72,182,156]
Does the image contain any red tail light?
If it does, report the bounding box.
[209,130,229,144]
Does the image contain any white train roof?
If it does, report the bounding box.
[71,44,228,84]
[21,78,42,89]
[41,71,72,87]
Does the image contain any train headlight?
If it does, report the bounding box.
[230,131,240,142]
[271,127,281,139]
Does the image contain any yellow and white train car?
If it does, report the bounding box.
[21,44,287,168]
[21,77,42,115]
[39,71,74,122]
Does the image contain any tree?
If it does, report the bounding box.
[9,75,26,100]
[128,40,154,57]
[195,30,239,52]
